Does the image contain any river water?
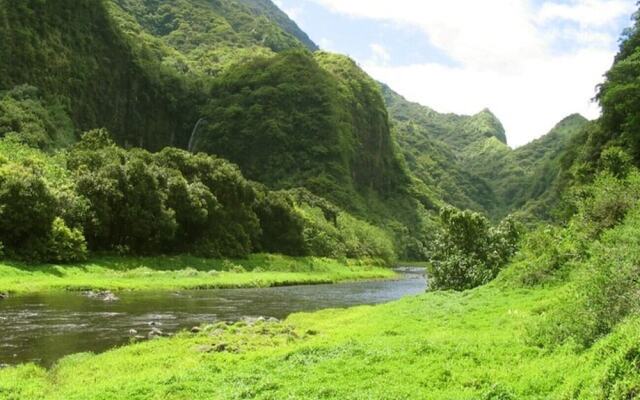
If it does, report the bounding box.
[0,270,425,367]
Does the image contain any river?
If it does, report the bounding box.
[0,270,425,367]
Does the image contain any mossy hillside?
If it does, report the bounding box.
[382,83,589,221]
[0,0,195,150]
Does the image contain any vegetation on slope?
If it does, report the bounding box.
[0,0,196,150]
[383,83,589,221]
[0,132,397,263]
[0,0,432,259]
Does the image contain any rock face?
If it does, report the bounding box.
[83,290,119,302]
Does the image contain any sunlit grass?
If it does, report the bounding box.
[0,254,395,294]
[3,282,636,399]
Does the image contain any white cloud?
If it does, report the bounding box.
[319,37,336,51]
[306,0,635,146]
[369,43,391,65]
[538,0,634,27]
[273,0,303,21]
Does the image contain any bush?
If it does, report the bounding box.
[337,213,396,264]
[501,225,583,286]
[429,207,519,291]
[531,206,640,348]
[298,205,345,259]
[573,169,640,239]
[0,161,57,256]
[253,188,306,256]
[46,217,88,262]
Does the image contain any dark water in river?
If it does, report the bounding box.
[0,271,425,367]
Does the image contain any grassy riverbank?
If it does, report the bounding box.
[0,255,395,294]
[2,282,637,399]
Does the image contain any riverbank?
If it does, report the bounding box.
[3,282,636,399]
[0,255,396,294]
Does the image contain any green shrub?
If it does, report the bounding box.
[253,188,306,256]
[298,205,345,259]
[337,213,395,264]
[501,225,583,286]
[0,161,57,257]
[429,207,520,291]
[0,85,75,149]
[46,217,88,263]
[531,206,640,348]
[573,170,640,238]
[599,146,632,178]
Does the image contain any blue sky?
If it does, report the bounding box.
[275,0,636,146]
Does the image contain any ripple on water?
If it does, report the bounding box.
[0,274,426,367]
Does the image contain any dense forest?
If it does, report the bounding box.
[2,0,640,398]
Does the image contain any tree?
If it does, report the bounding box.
[429,207,519,291]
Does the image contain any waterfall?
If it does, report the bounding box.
[188,118,207,152]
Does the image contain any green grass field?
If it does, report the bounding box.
[0,254,395,294]
[2,280,637,399]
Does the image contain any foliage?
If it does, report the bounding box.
[0,159,57,259]
[0,0,194,150]
[111,0,314,77]
[46,218,88,263]
[499,225,582,286]
[429,207,519,290]
[0,131,397,262]
[252,188,307,256]
[0,85,75,148]
[383,83,588,222]
[526,169,640,348]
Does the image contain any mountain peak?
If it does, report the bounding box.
[469,108,507,144]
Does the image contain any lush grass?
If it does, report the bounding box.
[2,281,636,399]
[0,254,395,294]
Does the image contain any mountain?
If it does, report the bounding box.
[0,0,591,262]
[237,0,318,51]
[0,0,433,258]
[382,83,588,220]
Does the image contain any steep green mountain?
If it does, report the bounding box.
[108,0,315,77]
[0,0,430,258]
[381,84,497,215]
[0,0,193,150]
[0,0,318,150]
[511,114,589,221]
[237,0,318,51]
[382,83,588,220]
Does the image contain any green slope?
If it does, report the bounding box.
[382,83,588,220]
[0,0,432,258]
[0,0,193,150]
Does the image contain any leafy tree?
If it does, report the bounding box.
[46,217,88,262]
[0,161,57,256]
[253,188,306,256]
[429,207,519,291]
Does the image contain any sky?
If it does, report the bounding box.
[273,0,636,147]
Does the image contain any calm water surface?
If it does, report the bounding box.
[0,270,425,367]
